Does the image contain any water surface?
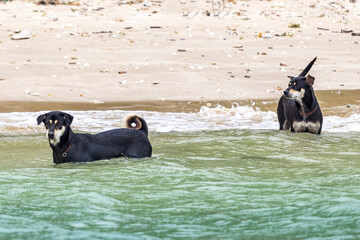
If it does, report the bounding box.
[0,106,359,239]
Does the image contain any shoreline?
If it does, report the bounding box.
[1,89,359,117]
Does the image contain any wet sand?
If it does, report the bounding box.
[1,90,359,118]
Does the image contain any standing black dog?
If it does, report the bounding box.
[37,111,152,164]
[277,57,323,134]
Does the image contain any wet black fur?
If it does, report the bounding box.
[37,111,152,164]
[277,57,323,134]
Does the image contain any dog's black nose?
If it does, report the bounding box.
[283,89,289,96]
[48,132,55,139]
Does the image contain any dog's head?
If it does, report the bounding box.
[283,57,316,102]
[283,75,315,102]
[37,111,73,146]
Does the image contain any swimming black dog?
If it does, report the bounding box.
[37,111,152,164]
[277,57,323,134]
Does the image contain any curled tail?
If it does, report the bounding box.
[122,114,148,136]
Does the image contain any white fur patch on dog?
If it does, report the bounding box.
[288,88,305,102]
[293,121,321,134]
[122,114,142,130]
[47,127,66,146]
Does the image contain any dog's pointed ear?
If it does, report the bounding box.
[306,74,315,86]
[299,57,317,77]
[287,76,294,80]
[37,114,47,125]
[61,113,74,126]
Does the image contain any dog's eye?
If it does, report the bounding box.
[294,82,297,86]
[288,83,291,86]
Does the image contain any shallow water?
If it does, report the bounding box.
[0,106,360,239]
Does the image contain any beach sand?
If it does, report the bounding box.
[0,0,360,112]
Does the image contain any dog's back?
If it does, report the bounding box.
[68,114,152,161]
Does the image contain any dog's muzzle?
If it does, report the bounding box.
[283,88,304,101]
[283,89,289,97]
[47,131,55,139]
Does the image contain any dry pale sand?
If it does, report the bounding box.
[0,0,360,109]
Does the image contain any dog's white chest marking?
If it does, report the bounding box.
[293,121,321,134]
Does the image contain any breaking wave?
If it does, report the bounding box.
[0,104,359,135]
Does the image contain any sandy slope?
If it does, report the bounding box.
[0,0,360,105]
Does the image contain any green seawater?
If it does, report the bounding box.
[0,130,359,239]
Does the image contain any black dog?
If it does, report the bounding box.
[277,57,323,134]
[37,111,152,164]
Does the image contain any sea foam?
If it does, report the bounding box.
[0,104,359,135]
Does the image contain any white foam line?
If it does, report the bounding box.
[0,105,359,135]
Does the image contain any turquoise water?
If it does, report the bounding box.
[1,130,359,239]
